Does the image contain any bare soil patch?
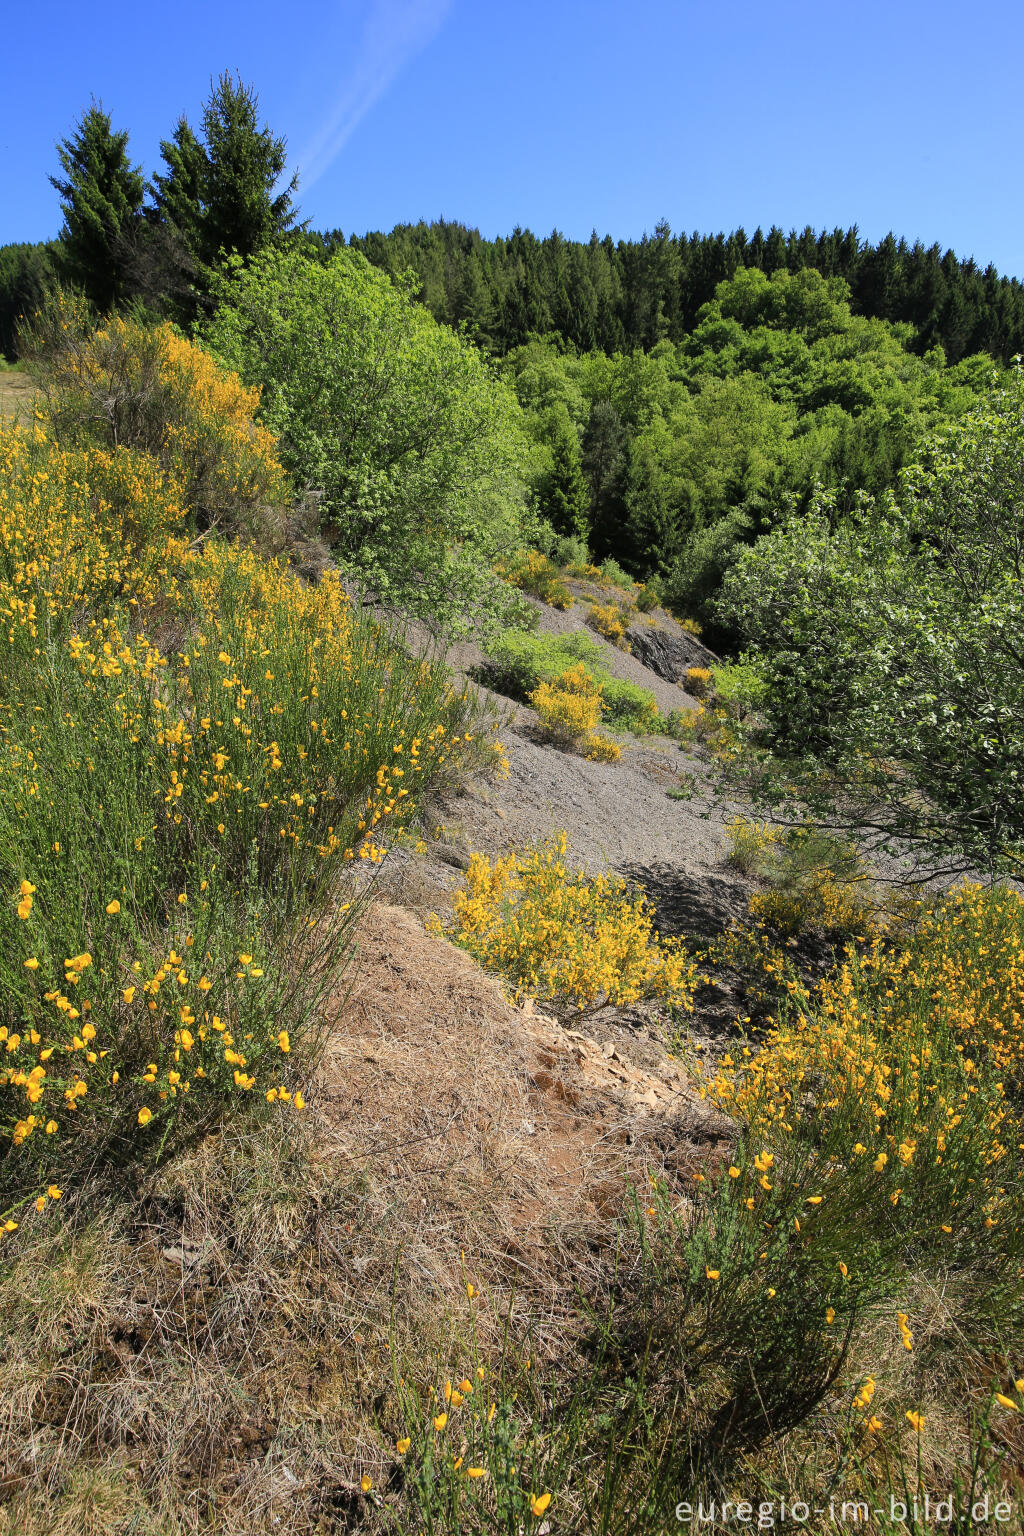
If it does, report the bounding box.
[0,901,733,1535]
[0,370,36,422]
[318,902,733,1321]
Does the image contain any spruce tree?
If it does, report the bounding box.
[539,421,590,540]
[149,77,301,317]
[618,438,678,579]
[199,73,300,267]
[582,400,626,533]
[147,118,210,321]
[0,242,58,358]
[152,118,208,258]
[49,104,145,310]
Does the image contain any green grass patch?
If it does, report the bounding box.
[477,628,661,735]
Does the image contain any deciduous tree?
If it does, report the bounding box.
[204,247,531,633]
[719,376,1024,878]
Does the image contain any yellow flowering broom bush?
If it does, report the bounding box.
[528,664,623,761]
[586,599,633,648]
[170,541,498,892]
[529,662,600,742]
[695,883,1024,1346]
[434,832,697,1017]
[713,882,1024,1159]
[0,358,502,1222]
[743,826,880,938]
[747,870,878,938]
[684,665,713,699]
[495,548,573,609]
[575,889,1024,1507]
[24,293,286,539]
[0,419,192,660]
[723,815,777,877]
[382,1355,563,1531]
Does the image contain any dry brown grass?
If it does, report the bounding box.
[318,904,732,1355]
[0,369,37,423]
[0,902,727,1535]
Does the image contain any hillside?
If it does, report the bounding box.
[2,250,1024,1534]
[339,220,1024,366]
[5,503,1022,1528]
[0,543,755,1531]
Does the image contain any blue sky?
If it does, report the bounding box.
[3,0,1022,277]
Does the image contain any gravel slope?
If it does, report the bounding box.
[386,590,751,947]
[441,590,703,720]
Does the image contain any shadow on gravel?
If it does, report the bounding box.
[621,861,750,944]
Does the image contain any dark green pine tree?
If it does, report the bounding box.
[147,118,210,321]
[582,399,626,542]
[152,118,208,256]
[0,242,59,358]
[539,421,591,540]
[617,438,678,579]
[763,226,787,274]
[198,73,300,268]
[49,104,145,310]
[747,226,766,271]
[337,218,1024,366]
[449,249,492,341]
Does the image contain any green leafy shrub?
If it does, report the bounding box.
[477,629,603,699]
[601,678,661,735]
[635,575,663,612]
[708,661,767,718]
[204,246,533,633]
[546,532,590,568]
[478,629,659,734]
[665,508,753,635]
[718,381,1024,877]
[598,557,635,592]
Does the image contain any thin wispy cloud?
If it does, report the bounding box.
[297,0,453,191]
